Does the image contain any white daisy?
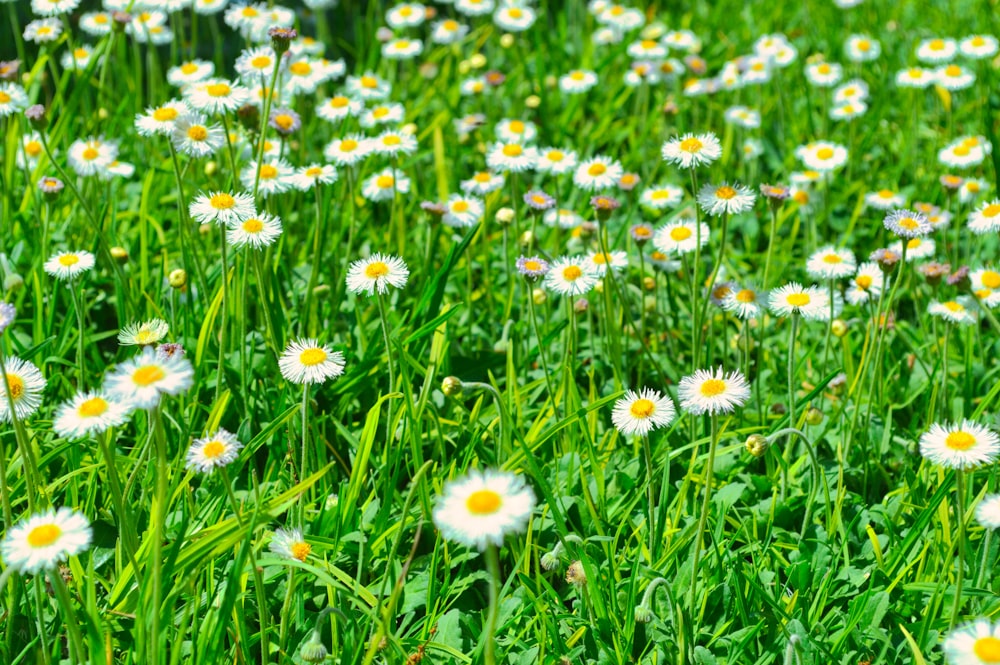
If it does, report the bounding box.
[573,156,623,191]
[432,469,535,550]
[227,212,283,249]
[186,428,243,473]
[269,527,312,561]
[1,508,92,574]
[919,420,999,469]
[278,339,346,385]
[884,209,932,238]
[697,182,756,216]
[68,137,117,177]
[798,141,848,172]
[241,160,295,197]
[135,99,189,137]
[361,169,411,203]
[166,60,215,87]
[105,347,195,410]
[460,171,505,195]
[652,221,710,255]
[43,250,96,280]
[0,357,46,423]
[640,184,684,210]
[807,246,857,279]
[586,250,628,276]
[346,253,410,296]
[543,256,598,296]
[189,191,256,226]
[172,114,226,158]
[929,299,976,326]
[118,319,169,346]
[486,141,538,173]
[768,283,830,320]
[611,388,676,436]
[323,135,371,167]
[559,69,599,94]
[968,201,1000,234]
[661,132,721,168]
[53,391,131,439]
[896,66,935,88]
[943,620,1000,665]
[975,495,1000,530]
[722,284,767,320]
[845,262,883,306]
[916,37,957,63]
[443,195,484,228]
[960,35,999,59]
[317,95,362,124]
[678,367,751,415]
[865,188,906,210]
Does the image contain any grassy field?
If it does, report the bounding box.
[1,0,1000,663]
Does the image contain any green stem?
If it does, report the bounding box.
[689,413,720,621]
[49,569,86,664]
[951,469,966,626]
[483,544,501,665]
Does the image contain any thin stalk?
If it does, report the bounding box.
[482,544,501,665]
[951,469,966,626]
[67,283,86,386]
[49,570,86,664]
[689,413,720,619]
[376,292,397,442]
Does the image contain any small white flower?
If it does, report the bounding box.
[919,420,1000,469]
[53,391,131,439]
[278,339,346,385]
[44,250,96,280]
[1,508,92,574]
[432,469,535,550]
[186,428,243,474]
[678,367,751,415]
[611,388,676,436]
[346,253,410,296]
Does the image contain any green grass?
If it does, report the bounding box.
[1,0,1000,663]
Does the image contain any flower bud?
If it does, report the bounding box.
[495,207,514,225]
[268,26,297,55]
[745,434,769,457]
[4,273,24,293]
[831,319,848,338]
[634,605,654,623]
[457,59,471,75]
[204,160,218,177]
[573,298,589,314]
[300,632,328,663]
[110,246,129,264]
[642,276,655,291]
[500,34,515,48]
[168,268,187,289]
[469,53,487,69]
[525,94,541,109]
[532,288,546,305]
[540,551,561,571]
[519,230,533,247]
[441,376,463,397]
[805,407,823,426]
[24,104,47,130]
[565,560,586,588]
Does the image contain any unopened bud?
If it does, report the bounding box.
[831,319,848,337]
[168,268,187,289]
[110,246,129,264]
[204,160,218,177]
[573,298,589,314]
[745,434,768,457]
[500,34,515,48]
[495,207,514,225]
[642,276,655,291]
[469,53,487,69]
[525,94,541,109]
[634,605,654,623]
[805,407,823,426]
[532,288,546,305]
[441,376,463,397]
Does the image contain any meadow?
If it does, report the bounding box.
[0,0,999,663]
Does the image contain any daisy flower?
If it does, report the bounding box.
[361,168,411,202]
[44,250,96,280]
[227,212,283,249]
[118,319,169,346]
[722,284,767,320]
[830,101,867,121]
[359,103,404,129]
[135,99,189,137]
[386,3,426,28]
[936,64,975,91]
[976,495,1000,529]
[653,221,710,255]
[798,141,848,172]
[845,262,883,306]
[611,388,676,436]
[960,35,999,59]
[929,299,976,325]
[493,4,536,31]
[769,283,830,320]
[804,61,843,87]
[79,11,113,36]
[443,195,484,228]
[865,189,906,210]
[640,184,684,210]
[959,177,991,204]
[535,147,578,175]
[896,67,935,88]
[559,69,599,94]
[724,106,761,129]
[919,420,999,469]
[344,73,391,101]
[269,527,312,561]
[291,164,337,191]
[371,130,418,157]
[461,171,505,195]
[346,253,410,296]
[1,508,91,574]
[544,208,583,229]
[172,114,226,157]
[944,620,1000,665]
[807,246,857,279]
[234,45,281,82]
[0,357,46,423]
[890,237,936,261]
[105,347,195,410]
[24,19,62,43]
[916,37,957,63]
[844,34,881,61]
[884,209,931,238]
[382,38,423,60]
[53,391,130,439]
[324,135,371,167]
[432,18,469,44]
[184,78,249,115]
[586,250,628,276]
[318,95,362,123]
[432,469,535,550]
[68,137,117,177]
[278,339,345,385]
[544,256,598,296]
[0,83,28,117]
[186,428,243,473]
[486,141,538,173]
[662,132,721,168]
[495,119,537,144]
[516,256,550,280]
[678,367,751,415]
[940,138,989,169]
[697,182,756,216]
[241,160,295,197]
[189,191,255,225]
[573,156,624,191]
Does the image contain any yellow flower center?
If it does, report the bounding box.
[669,227,692,241]
[365,261,390,278]
[383,135,401,146]
[787,293,811,307]
[508,120,525,133]
[452,201,469,213]
[633,226,651,238]
[982,204,1000,217]
[94,13,108,23]
[945,65,962,77]
[305,167,323,177]
[823,254,842,263]
[0,92,10,104]
[679,137,702,153]
[878,189,894,198]
[79,397,108,417]
[299,348,328,366]
[502,144,523,157]
[330,96,349,109]
[546,150,564,162]
[443,19,459,30]
[945,431,975,450]
[953,146,971,157]
[202,440,226,458]
[273,114,295,130]
[906,238,922,249]
[592,253,608,265]
[375,175,394,188]
[260,165,278,179]
[251,55,271,68]
[929,39,945,50]
[563,266,583,281]
[588,163,607,176]
[205,83,231,97]
[74,47,89,59]
[736,289,756,303]
[290,541,311,561]
[817,63,831,74]
[816,147,834,160]
[570,71,586,80]
[187,125,208,141]
[715,185,736,199]
[210,192,235,209]
[943,301,964,312]
[59,254,80,266]
[133,365,166,386]
[27,524,62,548]
[508,7,523,18]
[981,271,1000,289]
[37,26,52,35]
[399,5,413,16]
[360,76,378,88]
[473,172,492,183]
[153,106,178,122]
[898,217,919,230]
[241,6,258,16]
[290,61,311,76]
[82,147,99,161]
[523,259,541,271]
[856,275,873,289]
[699,379,726,397]
[973,637,1000,663]
[857,39,870,51]
[629,398,655,418]
[6,374,24,399]
[135,330,157,344]
[466,489,502,515]
[242,218,264,233]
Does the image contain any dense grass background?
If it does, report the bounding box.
[1,0,1000,664]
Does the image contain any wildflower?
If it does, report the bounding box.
[590,195,621,221]
[929,299,976,326]
[804,61,843,87]
[586,250,627,276]
[1,508,91,574]
[611,388,676,436]
[0,357,46,422]
[323,135,371,166]
[269,528,311,561]
[641,184,684,210]
[53,391,130,439]
[524,191,555,212]
[0,303,15,334]
[494,4,536,31]
[268,107,301,136]
[516,256,550,281]
[24,19,63,43]
[346,253,410,296]
[723,284,767,319]
[432,18,468,44]
[544,256,598,296]
[344,72,391,101]
[68,137,117,177]
[291,164,337,191]
[845,34,881,61]
[361,168,410,202]
[189,191,255,226]
[678,367,751,415]
[241,159,295,197]
[845,262,884,306]
[559,69,599,94]
[0,83,28,118]
[798,141,848,171]
[118,319,169,346]
[359,102,404,128]
[652,221,710,255]
[920,421,999,469]
[38,177,64,199]
[630,223,654,244]
[317,95,361,123]
[807,246,857,279]
[278,339,346,385]
[960,35,999,59]
[105,347,194,410]
[432,469,535,550]
[371,130,417,157]
[486,141,538,173]
[544,208,583,229]
[769,283,830,320]
[661,132,722,168]
[968,201,1000,234]
[383,38,424,60]
[884,209,932,239]
[44,250,96,280]
[916,37,957,63]
[697,182,756,216]
[976,495,1000,529]
[172,114,226,157]
[186,428,243,473]
[535,147,578,175]
[939,139,988,169]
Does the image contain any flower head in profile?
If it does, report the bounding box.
[516,256,550,281]
[611,388,676,436]
[53,391,130,439]
[119,319,169,346]
[270,527,311,561]
[661,132,721,168]
[1,508,92,574]
[723,284,767,320]
[105,347,194,410]
[186,428,243,474]
[278,339,345,385]
[976,494,1000,530]
[346,253,409,296]
[44,250,96,280]
[807,246,856,279]
[189,191,255,226]
[769,283,830,320]
[678,367,751,415]
[432,469,536,550]
[919,420,1000,470]
[697,182,756,216]
[884,209,931,239]
[929,299,976,326]
[0,357,46,423]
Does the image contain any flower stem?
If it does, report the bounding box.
[689,412,720,621]
[483,544,501,665]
